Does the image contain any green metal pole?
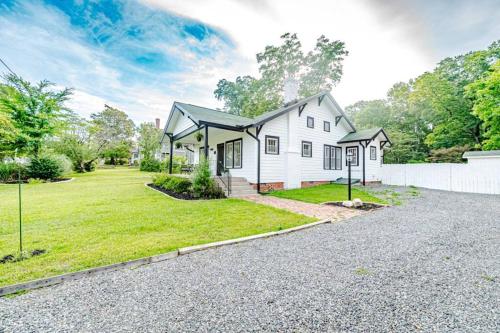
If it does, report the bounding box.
[18,166,22,254]
[15,149,22,255]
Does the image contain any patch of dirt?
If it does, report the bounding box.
[0,249,46,264]
[0,254,15,264]
[31,249,46,256]
[324,202,385,211]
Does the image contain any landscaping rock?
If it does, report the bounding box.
[353,198,363,207]
[342,200,353,207]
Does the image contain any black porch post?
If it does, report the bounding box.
[362,143,366,186]
[204,125,209,158]
[169,135,173,174]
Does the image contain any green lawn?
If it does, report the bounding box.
[268,183,386,204]
[0,168,314,287]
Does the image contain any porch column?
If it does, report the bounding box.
[362,144,366,186]
[169,135,174,174]
[204,125,209,158]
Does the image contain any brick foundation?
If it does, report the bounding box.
[250,182,284,192]
[301,180,330,188]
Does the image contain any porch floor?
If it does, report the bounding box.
[240,195,363,221]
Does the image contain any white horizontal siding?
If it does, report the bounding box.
[259,116,288,183]
[296,101,353,182]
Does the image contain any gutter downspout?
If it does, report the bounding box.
[246,129,261,193]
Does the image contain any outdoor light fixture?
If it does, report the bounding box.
[346,150,353,201]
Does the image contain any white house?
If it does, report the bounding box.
[160,86,390,193]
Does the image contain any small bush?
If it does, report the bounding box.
[192,157,224,198]
[140,158,161,172]
[51,154,73,175]
[152,173,171,187]
[153,174,192,193]
[0,162,26,183]
[27,156,64,180]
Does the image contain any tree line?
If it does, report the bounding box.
[214,34,499,163]
[346,41,499,163]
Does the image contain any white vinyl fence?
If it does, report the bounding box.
[380,162,500,194]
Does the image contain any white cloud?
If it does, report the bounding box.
[140,0,436,107]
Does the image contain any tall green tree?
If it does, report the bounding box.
[137,122,162,160]
[52,117,96,172]
[465,60,500,150]
[215,33,348,117]
[91,105,135,161]
[0,74,73,156]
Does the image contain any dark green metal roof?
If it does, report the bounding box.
[338,127,390,144]
[463,150,500,158]
[175,102,252,128]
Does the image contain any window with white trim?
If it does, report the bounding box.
[370,146,377,160]
[225,138,242,168]
[302,141,312,157]
[265,136,279,155]
[324,145,342,170]
[346,146,359,166]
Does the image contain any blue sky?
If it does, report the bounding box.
[0,0,498,123]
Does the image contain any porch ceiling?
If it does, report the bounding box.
[172,126,243,145]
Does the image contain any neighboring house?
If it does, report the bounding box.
[130,118,194,165]
[160,83,390,192]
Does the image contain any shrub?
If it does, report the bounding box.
[0,162,26,183]
[153,174,192,193]
[427,145,470,163]
[51,154,73,175]
[152,173,170,187]
[27,156,64,180]
[192,157,224,198]
[140,158,161,172]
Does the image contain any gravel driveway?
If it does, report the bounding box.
[1,188,499,332]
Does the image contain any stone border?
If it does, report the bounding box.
[0,219,330,297]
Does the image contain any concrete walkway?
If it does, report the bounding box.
[241,194,362,220]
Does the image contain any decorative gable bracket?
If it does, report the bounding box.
[360,139,372,148]
[380,141,389,149]
[298,103,307,117]
[318,95,325,106]
[335,115,343,126]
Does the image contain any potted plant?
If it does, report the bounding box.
[195,131,203,142]
[175,142,183,149]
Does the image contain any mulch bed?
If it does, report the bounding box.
[324,202,385,211]
[147,183,199,200]
[1,178,72,184]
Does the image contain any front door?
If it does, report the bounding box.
[216,143,225,176]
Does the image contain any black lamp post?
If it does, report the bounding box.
[346,150,353,201]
